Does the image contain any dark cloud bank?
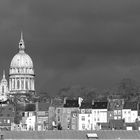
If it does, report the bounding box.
[0,0,140,95]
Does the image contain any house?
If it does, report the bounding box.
[62,98,80,130]
[0,103,15,131]
[79,102,93,131]
[49,97,64,130]
[108,99,124,122]
[122,102,138,123]
[92,102,108,130]
[36,102,50,131]
[20,103,36,131]
[71,110,79,130]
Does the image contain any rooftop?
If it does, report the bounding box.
[92,102,108,109]
[64,99,79,108]
[123,102,138,110]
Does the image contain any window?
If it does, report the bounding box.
[67,117,70,122]
[114,116,117,120]
[67,124,70,129]
[7,120,10,123]
[58,116,60,122]
[118,110,121,115]
[82,116,85,121]
[57,109,60,114]
[118,116,121,119]
[22,112,25,117]
[114,110,117,115]
[4,119,6,123]
[26,79,28,90]
[7,114,10,117]
[82,124,85,130]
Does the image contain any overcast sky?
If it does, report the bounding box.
[0,0,140,95]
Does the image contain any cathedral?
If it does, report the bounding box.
[0,33,35,103]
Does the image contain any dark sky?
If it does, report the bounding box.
[0,0,140,95]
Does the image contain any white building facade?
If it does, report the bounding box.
[78,109,93,131]
[122,102,138,123]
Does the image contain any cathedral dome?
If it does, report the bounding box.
[9,32,35,95]
[10,52,33,68]
[10,32,33,69]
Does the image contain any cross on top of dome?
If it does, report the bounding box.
[19,32,25,52]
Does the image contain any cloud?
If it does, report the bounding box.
[0,0,140,95]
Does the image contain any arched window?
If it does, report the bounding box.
[26,79,28,90]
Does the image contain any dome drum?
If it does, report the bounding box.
[9,67,34,76]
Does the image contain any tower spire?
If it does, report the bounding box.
[19,31,25,52]
[3,70,5,79]
[20,31,23,42]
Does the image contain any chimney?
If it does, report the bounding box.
[64,97,67,105]
[92,100,94,105]
[78,97,83,107]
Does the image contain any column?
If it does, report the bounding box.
[19,77,21,90]
[28,78,30,91]
[9,78,11,91]
[15,78,17,90]
[24,77,26,90]
[12,78,14,91]
[32,79,35,91]
[30,78,32,91]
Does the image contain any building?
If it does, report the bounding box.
[122,102,138,123]
[0,103,15,131]
[36,102,50,131]
[62,98,80,130]
[79,102,92,131]
[9,32,35,102]
[71,110,79,130]
[19,103,36,131]
[0,71,9,102]
[21,111,36,131]
[108,99,124,121]
[92,102,108,130]
[48,97,64,130]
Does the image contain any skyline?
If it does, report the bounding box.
[0,0,140,95]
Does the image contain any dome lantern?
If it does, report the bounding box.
[19,32,25,53]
